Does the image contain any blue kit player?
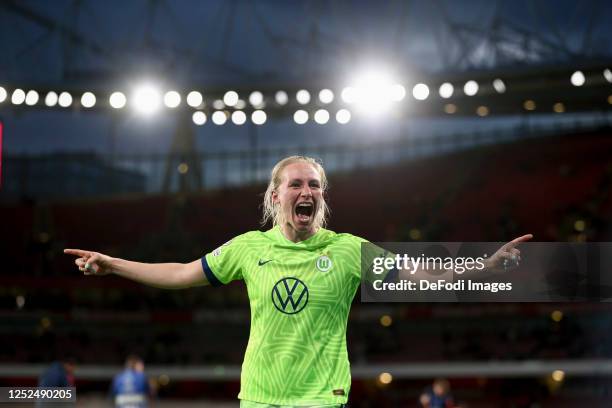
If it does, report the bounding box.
[111,355,151,408]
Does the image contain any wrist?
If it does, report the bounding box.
[108,257,120,275]
[483,257,502,273]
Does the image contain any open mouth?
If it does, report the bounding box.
[295,202,314,223]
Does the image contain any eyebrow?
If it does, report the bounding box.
[288,178,320,184]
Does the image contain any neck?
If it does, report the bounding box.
[280,223,318,243]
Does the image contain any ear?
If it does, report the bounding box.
[271,190,279,204]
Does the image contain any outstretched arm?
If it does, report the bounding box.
[63,249,208,289]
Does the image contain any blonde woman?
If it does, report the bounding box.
[65,156,530,408]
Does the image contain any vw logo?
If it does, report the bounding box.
[271,277,309,314]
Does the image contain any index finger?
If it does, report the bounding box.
[505,234,533,249]
[64,249,92,258]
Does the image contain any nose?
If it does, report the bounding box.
[300,186,312,197]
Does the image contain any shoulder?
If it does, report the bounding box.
[330,231,369,245]
[115,370,128,379]
[219,230,268,247]
[241,230,268,240]
[322,230,369,258]
[209,230,272,257]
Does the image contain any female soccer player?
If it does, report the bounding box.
[65,155,530,408]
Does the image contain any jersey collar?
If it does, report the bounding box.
[267,225,334,250]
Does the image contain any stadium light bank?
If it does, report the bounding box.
[2,67,611,124]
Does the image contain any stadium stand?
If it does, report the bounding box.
[1,129,611,406]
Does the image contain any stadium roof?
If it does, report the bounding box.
[1,0,611,154]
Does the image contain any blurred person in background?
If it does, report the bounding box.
[419,378,454,408]
[38,359,75,387]
[65,156,528,408]
[37,358,75,408]
[111,354,151,408]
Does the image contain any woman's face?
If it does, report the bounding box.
[273,162,323,233]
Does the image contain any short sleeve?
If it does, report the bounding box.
[361,241,398,284]
[340,234,395,283]
[201,233,250,286]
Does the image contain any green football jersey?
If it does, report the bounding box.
[202,226,368,406]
